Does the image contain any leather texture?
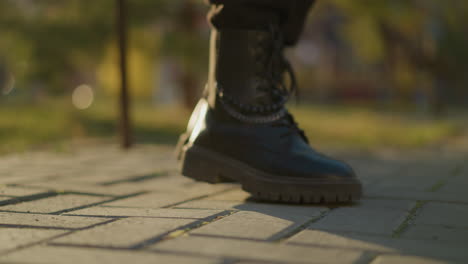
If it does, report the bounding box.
[188,99,356,180]
[185,28,358,182]
[207,29,280,111]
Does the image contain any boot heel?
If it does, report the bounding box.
[180,145,229,184]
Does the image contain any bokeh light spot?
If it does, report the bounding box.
[72,84,94,109]
[1,73,15,95]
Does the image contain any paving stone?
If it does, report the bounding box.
[309,199,415,235]
[95,171,177,186]
[111,175,206,192]
[0,197,12,203]
[2,143,468,264]
[103,185,232,209]
[402,225,468,243]
[437,186,468,202]
[57,169,170,185]
[348,158,404,187]
[371,162,457,191]
[0,212,108,229]
[0,186,47,197]
[78,175,221,195]
[191,210,321,241]
[0,228,64,252]
[65,206,223,219]
[14,174,188,196]
[101,192,200,208]
[287,230,468,261]
[234,262,288,264]
[364,188,468,203]
[371,255,463,264]
[0,194,111,213]
[413,202,468,228]
[17,181,155,196]
[175,200,245,210]
[0,246,221,264]
[175,200,328,217]
[152,235,365,264]
[234,262,277,264]
[176,200,328,219]
[288,229,396,252]
[52,217,196,248]
[437,173,468,203]
[0,174,53,185]
[364,160,468,203]
[205,189,252,201]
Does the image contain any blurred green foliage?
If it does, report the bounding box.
[0,98,463,154]
[0,0,468,107]
[0,0,467,153]
[0,0,206,97]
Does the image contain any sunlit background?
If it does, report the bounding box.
[1,0,467,154]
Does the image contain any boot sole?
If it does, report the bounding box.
[179,144,362,204]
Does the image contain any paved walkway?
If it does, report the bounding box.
[0,143,467,264]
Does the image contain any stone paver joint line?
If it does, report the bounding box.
[0,191,59,207]
[99,171,171,186]
[426,164,464,192]
[0,218,120,256]
[161,186,239,209]
[1,145,467,264]
[392,201,427,238]
[275,209,331,243]
[49,192,149,215]
[131,210,238,249]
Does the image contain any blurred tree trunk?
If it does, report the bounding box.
[116,0,132,148]
[176,1,199,110]
[379,20,448,115]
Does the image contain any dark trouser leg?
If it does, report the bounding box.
[206,0,315,46]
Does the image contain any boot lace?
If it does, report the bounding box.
[273,112,309,143]
[217,24,298,124]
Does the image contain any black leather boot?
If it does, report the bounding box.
[177,26,362,203]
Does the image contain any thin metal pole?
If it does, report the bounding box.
[116,0,132,148]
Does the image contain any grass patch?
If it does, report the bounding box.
[0,96,464,154]
[0,97,189,154]
[290,105,461,149]
[426,163,465,192]
[392,201,426,238]
[427,179,447,192]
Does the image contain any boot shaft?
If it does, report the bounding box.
[206,27,294,124]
